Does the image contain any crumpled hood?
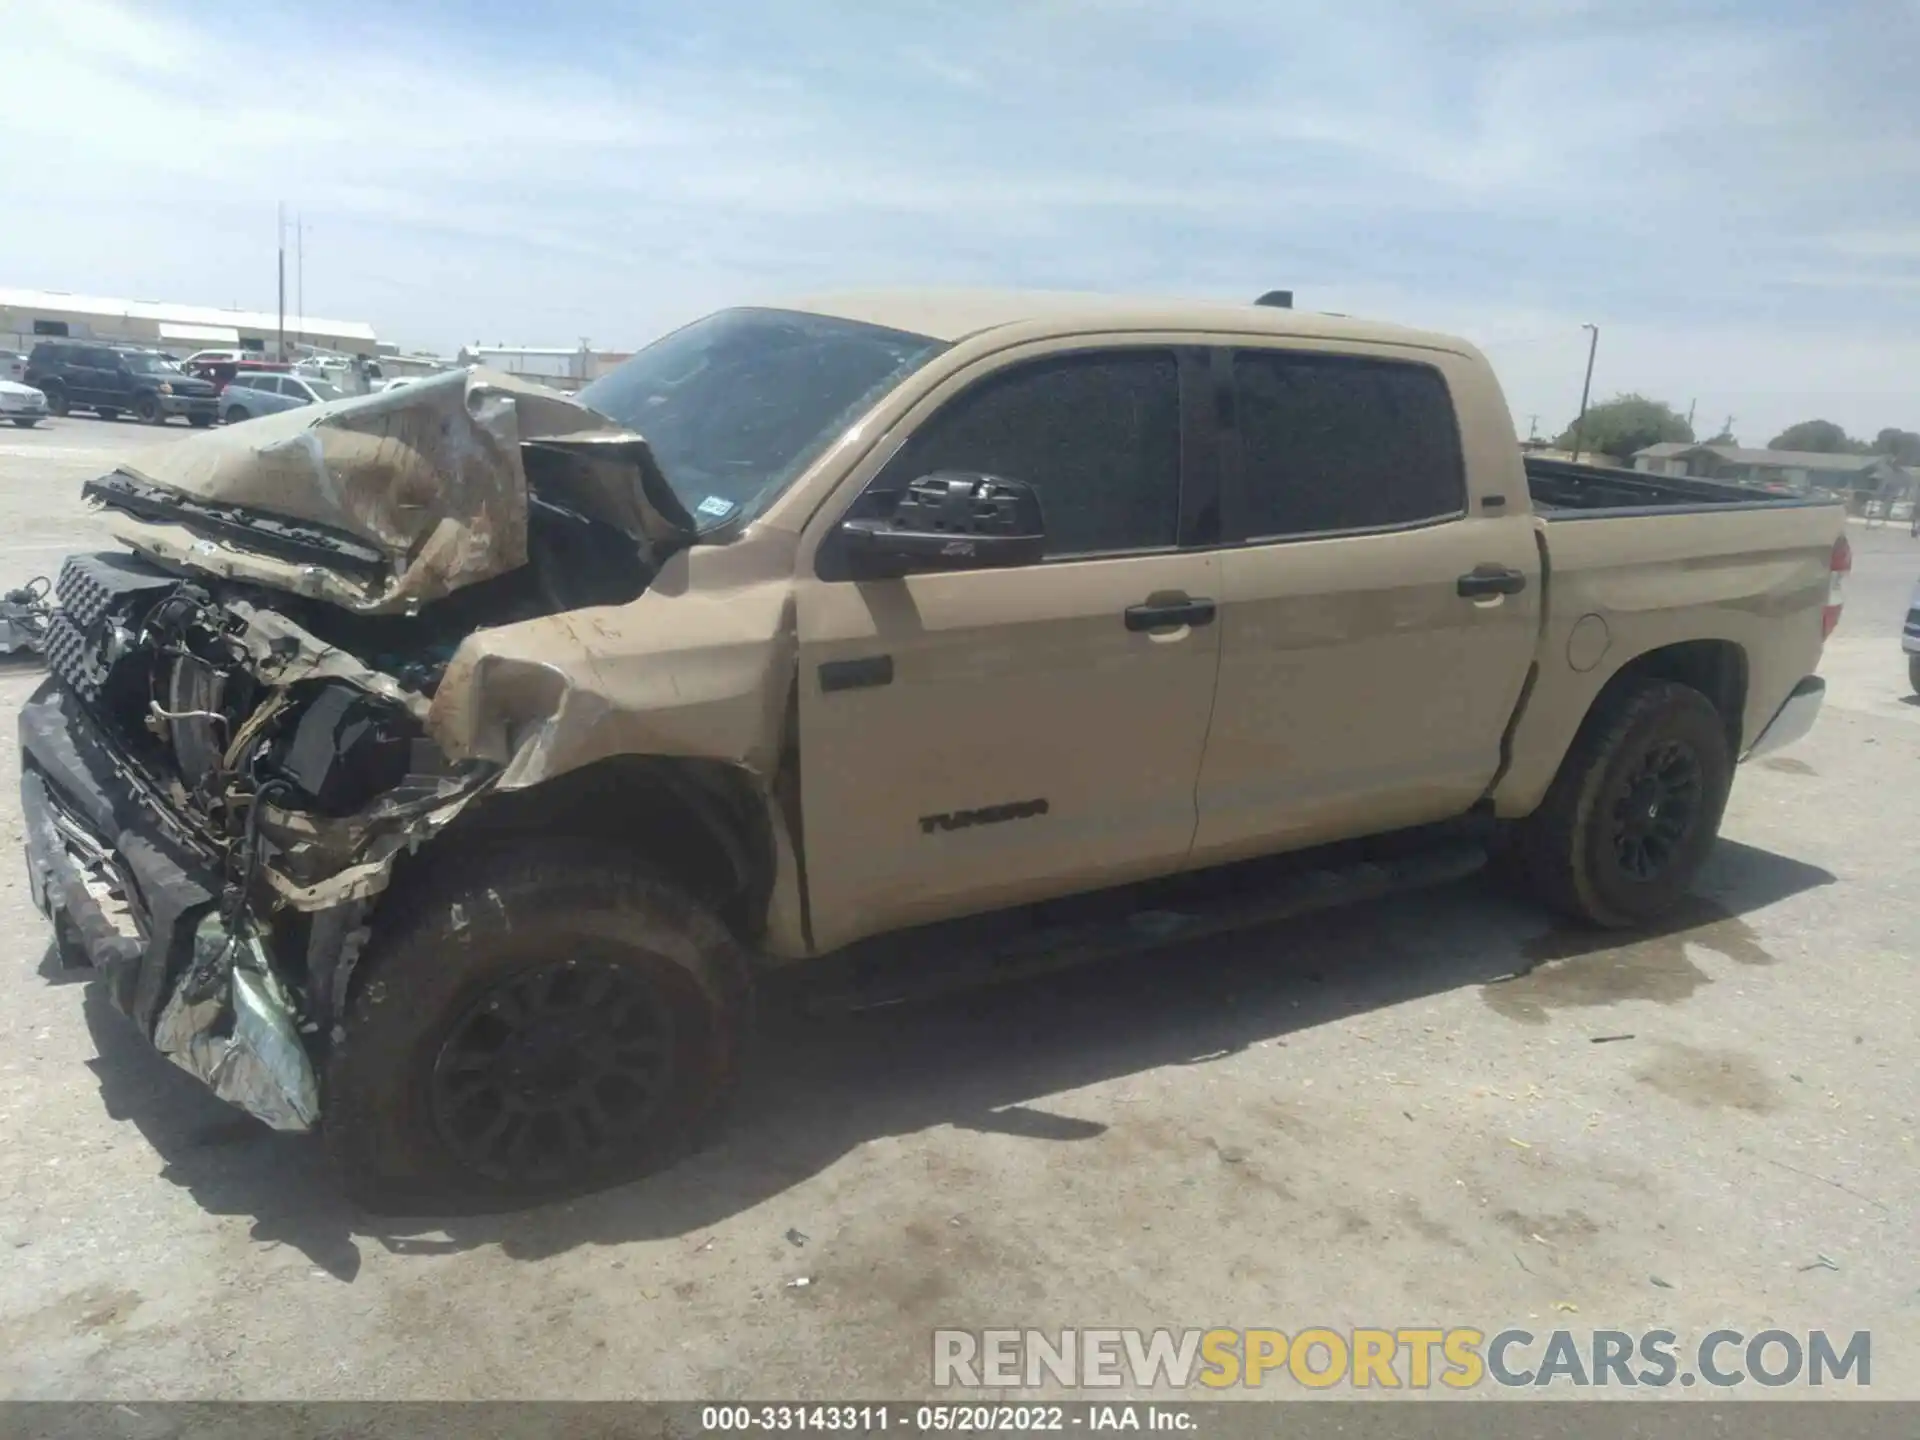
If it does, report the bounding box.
[87,366,697,613]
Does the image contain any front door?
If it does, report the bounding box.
[1191,344,1542,863]
[795,346,1223,952]
[70,349,110,409]
[98,352,134,411]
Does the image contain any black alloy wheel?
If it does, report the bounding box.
[1606,738,1704,882]
[428,952,678,1188]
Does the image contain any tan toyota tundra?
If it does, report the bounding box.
[19,292,1847,1207]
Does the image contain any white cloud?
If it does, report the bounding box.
[0,0,1915,442]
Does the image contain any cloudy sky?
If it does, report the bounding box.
[5,0,1917,443]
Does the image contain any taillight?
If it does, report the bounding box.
[1823,534,1850,639]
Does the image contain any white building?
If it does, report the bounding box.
[0,287,378,359]
[458,343,633,392]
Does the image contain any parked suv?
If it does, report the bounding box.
[219,371,343,423]
[24,341,219,426]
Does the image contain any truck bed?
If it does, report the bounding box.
[1525,456,1828,517]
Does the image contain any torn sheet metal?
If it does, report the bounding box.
[154,915,320,1132]
[256,772,494,911]
[221,597,434,722]
[90,367,695,615]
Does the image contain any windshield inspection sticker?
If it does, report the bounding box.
[696,495,737,519]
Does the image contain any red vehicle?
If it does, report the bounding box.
[185,358,294,395]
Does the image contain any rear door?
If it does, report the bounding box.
[1190,344,1541,864]
[795,344,1223,951]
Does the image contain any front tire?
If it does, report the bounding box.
[325,844,753,1212]
[1909,654,1920,697]
[42,385,68,416]
[8,418,37,429]
[224,406,249,425]
[135,394,164,424]
[1505,679,1732,929]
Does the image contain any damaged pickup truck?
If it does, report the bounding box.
[20,294,1846,1208]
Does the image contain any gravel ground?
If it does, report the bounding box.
[0,416,1912,1400]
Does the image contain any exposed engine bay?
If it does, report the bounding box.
[21,368,705,1129]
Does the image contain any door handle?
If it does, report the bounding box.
[1125,598,1216,631]
[1457,566,1527,599]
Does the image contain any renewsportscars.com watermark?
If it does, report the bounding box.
[933,1328,1872,1391]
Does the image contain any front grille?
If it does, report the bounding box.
[56,552,174,632]
[46,552,179,706]
[42,611,103,702]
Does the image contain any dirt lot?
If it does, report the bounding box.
[0,416,1913,1399]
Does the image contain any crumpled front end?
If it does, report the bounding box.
[21,552,499,1132]
[18,369,799,1134]
[86,365,694,615]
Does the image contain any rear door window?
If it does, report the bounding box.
[1230,350,1466,540]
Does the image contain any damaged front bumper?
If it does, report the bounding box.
[19,675,480,1134]
[18,682,323,1128]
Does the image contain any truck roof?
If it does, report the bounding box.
[769,288,1472,353]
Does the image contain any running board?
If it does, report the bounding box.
[796,838,1489,1016]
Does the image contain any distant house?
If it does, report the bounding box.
[1633,442,1913,503]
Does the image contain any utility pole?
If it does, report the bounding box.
[1686,398,1696,431]
[1720,415,1734,443]
[276,202,287,362]
[1569,323,1599,463]
[296,213,305,350]
[1527,414,1539,441]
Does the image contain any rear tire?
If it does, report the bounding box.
[42,385,68,417]
[1909,654,1920,697]
[1504,679,1732,929]
[224,406,249,425]
[324,843,754,1212]
[8,418,37,429]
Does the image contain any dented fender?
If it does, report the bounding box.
[426,540,801,790]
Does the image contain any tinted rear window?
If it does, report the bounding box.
[1232,351,1466,539]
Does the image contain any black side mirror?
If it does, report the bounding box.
[838,472,1046,576]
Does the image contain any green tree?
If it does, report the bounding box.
[1766,419,1860,454]
[1869,427,1920,466]
[1555,394,1693,461]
